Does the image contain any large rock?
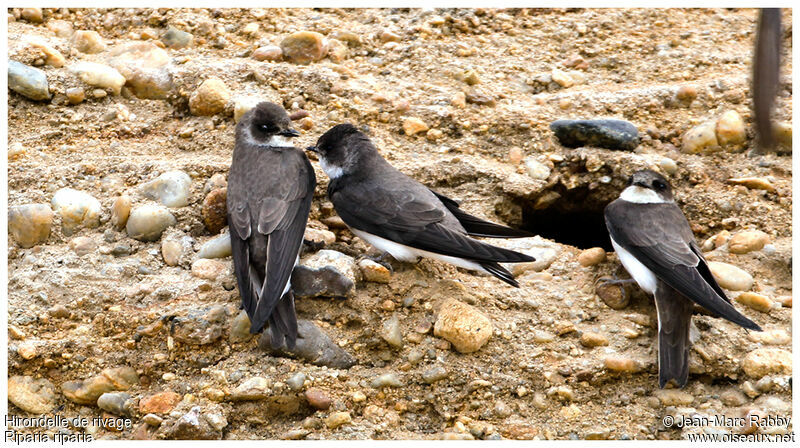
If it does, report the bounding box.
[280,31,326,64]
[742,348,792,378]
[8,203,53,248]
[126,204,177,242]
[108,42,173,99]
[292,250,359,298]
[8,376,57,414]
[61,367,140,405]
[51,188,102,236]
[434,299,493,353]
[550,119,639,151]
[139,170,192,208]
[8,60,51,101]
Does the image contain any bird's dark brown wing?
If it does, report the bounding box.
[430,190,534,238]
[330,178,532,263]
[604,200,760,331]
[227,146,316,340]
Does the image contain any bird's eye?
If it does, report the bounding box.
[653,180,666,190]
[259,124,276,133]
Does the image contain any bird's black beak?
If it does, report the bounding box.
[279,128,301,138]
[305,146,318,153]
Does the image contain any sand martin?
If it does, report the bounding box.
[227,102,316,349]
[307,124,534,287]
[604,170,761,388]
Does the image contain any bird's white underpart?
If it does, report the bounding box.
[319,158,344,179]
[619,186,670,204]
[350,228,486,273]
[610,236,658,295]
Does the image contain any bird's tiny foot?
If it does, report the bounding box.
[595,276,636,288]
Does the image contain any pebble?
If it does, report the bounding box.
[197,234,232,259]
[772,120,792,149]
[381,314,403,348]
[108,42,173,99]
[161,26,193,49]
[70,30,106,54]
[654,389,694,406]
[286,373,306,391]
[70,62,126,95]
[61,367,139,405]
[660,157,678,175]
[742,349,792,378]
[66,87,85,105]
[280,31,326,64]
[143,414,163,427]
[139,170,192,208]
[774,296,791,308]
[735,292,773,313]
[111,194,132,230]
[403,117,429,136]
[126,204,177,242]
[167,407,220,440]
[205,173,228,193]
[233,96,261,123]
[551,69,574,88]
[603,355,642,373]
[97,392,132,416]
[8,376,56,414]
[47,20,73,37]
[292,250,359,298]
[421,366,449,384]
[172,305,228,345]
[161,230,194,266]
[371,373,403,388]
[550,119,639,151]
[20,7,43,23]
[359,259,391,283]
[51,188,102,236]
[252,45,283,62]
[202,188,227,233]
[139,391,181,413]
[494,237,560,275]
[524,157,551,180]
[682,120,719,153]
[70,236,96,256]
[326,38,348,62]
[708,261,753,291]
[304,228,336,245]
[434,298,492,353]
[719,389,747,406]
[451,91,467,108]
[715,110,746,147]
[748,329,791,345]
[727,177,775,192]
[380,30,402,43]
[8,203,53,248]
[464,89,496,106]
[325,411,352,429]
[229,310,253,342]
[305,388,332,410]
[191,259,226,281]
[28,40,65,68]
[8,60,51,101]
[579,331,609,347]
[577,247,606,267]
[17,341,37,359]
[675,85,697,104]
[547,386,575,402]
[189,78,230,116]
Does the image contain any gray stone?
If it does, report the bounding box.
[126,204,176,242]
[108,42,173,99]
[161,27,193,49]
[139,170,192,208]
[287,373,306,391]
[550,119,639,151]
[259,320,356,368]
[172,305,228,345]
[167,406,221,440]
[9,60,50,101]
[371,373,403,388]
[421,366,449,384]
[197,234,232,259]
[97,392,132,415]
[292,250,359,298]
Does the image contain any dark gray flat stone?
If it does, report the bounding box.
[550,119,639,151]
